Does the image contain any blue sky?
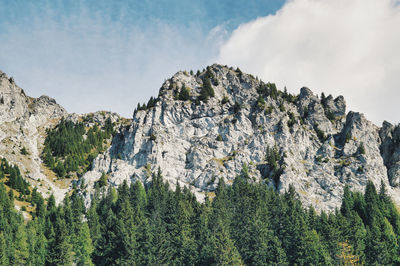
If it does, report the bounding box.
[0,0,285,117]
[0,0,399,124]
[0,1,285,32]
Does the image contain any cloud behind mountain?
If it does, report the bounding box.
[218,0,400,124]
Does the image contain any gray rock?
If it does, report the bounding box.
[1,65,399,212]
[0,74,69,204]
[380,121,400,186]
[81,64,400,211]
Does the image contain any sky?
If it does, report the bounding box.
[0,0,398,125]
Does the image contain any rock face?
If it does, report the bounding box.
[380,122,400,187]
[0,69,128,206]
[1,66,399,211]
[81,64,400,211]
[0,71,68,203]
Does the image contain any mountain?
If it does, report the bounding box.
[0,70,126,205]
[81,64,400,211]
[1,65,399,212]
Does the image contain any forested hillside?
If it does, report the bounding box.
[1,167,399,265]
[1,65,400,265]
[42,117,114,179]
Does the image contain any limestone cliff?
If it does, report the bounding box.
[80,65,400,211]
[1,65,399,211]
[0,71,68,203]
[0,71,123,204]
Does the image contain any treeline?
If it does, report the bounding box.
[0,158,30,197]
[0,182,91,265]
[42,118,114,178]
[1,169,400,265]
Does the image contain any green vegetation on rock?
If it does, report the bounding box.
[42,117,114,178]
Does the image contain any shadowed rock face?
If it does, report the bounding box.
[380,122,400,187]
[80,64,400,211]
[1,66,399,211]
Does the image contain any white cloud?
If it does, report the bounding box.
[217,0,400,125]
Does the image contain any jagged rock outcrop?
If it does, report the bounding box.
[1,66,399,211]
[0,70,125,205]
[0,71,68,203]
[81,64,400,211]
[380,122,400,187]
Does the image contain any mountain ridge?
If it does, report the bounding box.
[0,65,399,212]
[81,64,400,211]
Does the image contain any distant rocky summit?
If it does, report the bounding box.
[82,64,400,211]
[1,65,399,211]
[0,70,123,204]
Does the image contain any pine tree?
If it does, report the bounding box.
[93,208,118,264]
[240,163,250,179]
[340,185,353,217]
[199,86,210,102]
[297,229,332,265]
[345,213,366,263]
[247,218,288,265]
[178,85,190,101]
[74,222,94,266]
[97,172,108,187]
[364,181,382,226]
[13,223,29,265]
[379,218,400,264]
[170,183,197,265]
[0,232,9,265]
[87,197,101,254]
[197,196,214,265]
[130,182,153,264]
[46,213,73,265]
[54,161,66,178]
[27,219,47,266]
[208,218,243,265]
[114,181,138,264]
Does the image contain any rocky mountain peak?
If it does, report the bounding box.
[0,66,399,211]
[157,64,259,105]
[81,64,400,211]
[0,72,69,203]
[299,86,314,98]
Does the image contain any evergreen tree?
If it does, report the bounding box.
[13,223,29,265]
[1,158,400,265]
[246,217,288,265]
[340,185,353,217]
[130,182,153,264]
[365,180,381,226]
[114,181,138,264]
[199,86,210,102]
[74,222,94,266]
[378,218,399,264]
[87,197,101,256]
[178,85,190,101]
[297,229,332,265]
[97,172,108,188]
[54,161,66,178]
[197,196,214,265]
[46,213,73,265]
[0,232,9,265]
[208,217,243,265]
